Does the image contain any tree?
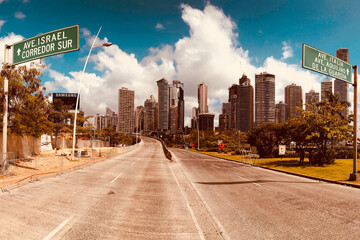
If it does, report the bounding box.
[0,64,52,138]
[247,123,282,158]
[282,114,310,164]
[301,100,352,165]
[48,99,73,150]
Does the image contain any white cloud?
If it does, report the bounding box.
[0,33,24,64]
[0,20,5,31]
[155,23,165,30]
[14,11,26,19]
[81,28,91,37]
[281,41,293,60]
[45,3,330,126]
[0,0,5,4]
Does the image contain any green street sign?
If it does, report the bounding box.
[13,25,79,65]
[302,44,352,83]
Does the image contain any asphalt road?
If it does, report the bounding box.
[170,148,360,240]
[0,137,359,239]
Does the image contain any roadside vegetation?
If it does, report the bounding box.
[0,64,133,148]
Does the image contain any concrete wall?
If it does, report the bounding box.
[0,133,41,159]
[51,137,109,149]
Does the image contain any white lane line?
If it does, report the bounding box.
[131,162,136,166]
[210,163,221,169]
[170,151,230,240]
[43,216,73,240]
[238,175,261,187]
[111,173,123,184]
[169,163,206,240]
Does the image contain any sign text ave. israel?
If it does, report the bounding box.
[302,44,352,83]
[13,25,79,65]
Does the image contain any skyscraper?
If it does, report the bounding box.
[219,102,231,130]
[135,106,144,133]
[255,72,275,126]
[168,80,184,134]
[334,48,350,116]
[237,74,254,132]
[144,95,158,132]
[321,77,332,102]
[275,101,287,124]
[198,113,215,131]
[157,78,169,131]
[118,87,134,133]
[285,83,303,119]
[305,89,319,108]
[198,82,208,114]
[228,85,237,129]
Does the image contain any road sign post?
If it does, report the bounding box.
[1,25,79,174]
[12,25,79,65]
[302,44,352,83]
[302,44,359,181]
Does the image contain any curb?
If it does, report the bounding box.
[184,149,360,190]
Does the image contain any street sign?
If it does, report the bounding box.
[302,44,352,83]
[13,25,79,65]
[279,145,286,155]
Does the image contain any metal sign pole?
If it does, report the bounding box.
[350,65,359,180]
[1,45,11,174]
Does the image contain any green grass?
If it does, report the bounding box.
[196,151,360,184]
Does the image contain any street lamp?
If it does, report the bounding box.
[71,27,112,160]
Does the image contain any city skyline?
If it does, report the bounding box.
[1,1,359,127]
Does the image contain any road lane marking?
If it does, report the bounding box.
[43,216,73,240]
[169,163,206,240]
[131,162,136,166]
[170,150,230,240]
[111,173,123,184]
[210,164,221,169]
[238,175,261,187]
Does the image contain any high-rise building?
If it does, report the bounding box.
[334,48,350,116]
[94,108,117,131]
[135,106,145,133]
[255,72,275,126]
[168,80,184,134]
[118,87,134,133]
[275,101,287,124]
[198,113,215,131]
[237,74,254,132]
[228,85,237,129]
[321,77,332,102]
[305,89,319,108]
[144,95,158,132]
[157,78,169,131]
[219,102,231,130]
[191,107,198,129]
[198,82,208,114]
[285,83,303,119]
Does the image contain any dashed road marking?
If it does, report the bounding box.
[111,173,123,184]
[43,216,73,240]
[238,175,261,187]
[210,164,221,169]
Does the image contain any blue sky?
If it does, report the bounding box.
[1,0,360,125]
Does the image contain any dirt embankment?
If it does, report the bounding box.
[1,147,128,188]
